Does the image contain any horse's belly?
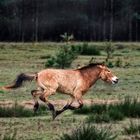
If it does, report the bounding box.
[57,84,75,95]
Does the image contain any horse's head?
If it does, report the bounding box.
[99,65,119,84]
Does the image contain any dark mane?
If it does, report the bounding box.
[77,63,104,70]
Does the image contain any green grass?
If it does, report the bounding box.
[1,129,17,140]
[87,113,111,123]
[0,42,140,101]
[0,42,140,139]
[0,103,47,117]
[123,120,140,135]
[59,124,117,140]
[74,97,140,123]
[80,43,101,55]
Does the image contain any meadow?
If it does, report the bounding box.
[0,42,140,140]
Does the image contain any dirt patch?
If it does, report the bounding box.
[0,99,119,109]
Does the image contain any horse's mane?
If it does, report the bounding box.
[77,63,104,70]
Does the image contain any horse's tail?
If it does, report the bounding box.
[2,73,37,90]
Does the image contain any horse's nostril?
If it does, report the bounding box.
[112,77,119,84]
[115,78,119,83]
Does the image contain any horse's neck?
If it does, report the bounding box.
[80,67,101,87]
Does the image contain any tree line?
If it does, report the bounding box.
[0,0,140,41]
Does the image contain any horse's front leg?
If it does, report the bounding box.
[54,93,83,119]
[54,96,75,118]
[39,90,56,119]
[31,89,43,113]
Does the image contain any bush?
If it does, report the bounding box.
[124,62,131,68]
[45,33,78,69]
[106,61,114,68]
[80,43,101,56]
[115,58,122,67]
[45,45,78,69]
[104,42,114,62]
[59,124,117,140]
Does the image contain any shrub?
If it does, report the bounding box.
[106,61,114,68]
[45,45,78,69]
[124,62,131,68]
[115,44,125,50]
[123,120,140,135]
[45,33,78,69]
[115,58,122,67]
[80,43,101,56]
[104,42,114,62]
[59,124,117,140]
[60,32,74,42]
[71,45,82,53]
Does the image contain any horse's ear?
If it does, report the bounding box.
[98,62,106,69]
[102,62,105,66]
[98,65,104,69]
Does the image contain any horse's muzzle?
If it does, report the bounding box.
[112,77,119,84]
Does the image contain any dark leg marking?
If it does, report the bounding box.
[39,95,45,102]
[39,95,56,120]
[33,102,39,112]
[54,103,83,119]
[48,103,55,111]
[31,90,40,112]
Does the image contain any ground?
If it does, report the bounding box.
[0,42,140,140]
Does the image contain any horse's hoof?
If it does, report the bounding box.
[33,103,39,113]
[67,105,75,110]
[52,111,57,120]
[53,110,63,120]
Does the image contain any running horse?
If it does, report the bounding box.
[2,63,118,119]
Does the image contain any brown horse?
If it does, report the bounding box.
[2,63,118,119]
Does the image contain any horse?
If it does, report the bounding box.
[1,63,118,119]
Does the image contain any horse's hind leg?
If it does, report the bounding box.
[31,89,43,112]
[39,90,56,119]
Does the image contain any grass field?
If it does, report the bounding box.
[0,42,140,140]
